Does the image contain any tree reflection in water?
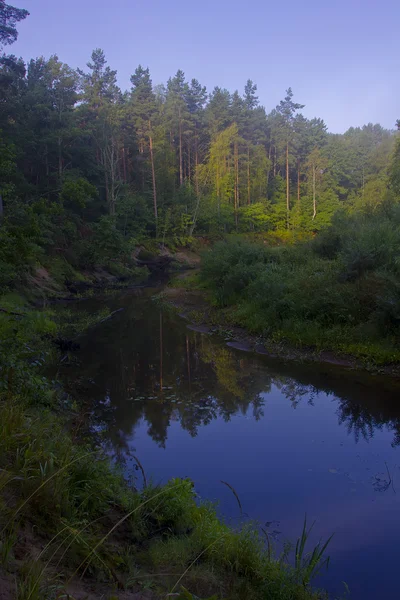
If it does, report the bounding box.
[59,293,400,461]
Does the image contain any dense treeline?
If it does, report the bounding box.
[2,49,396,233]
[0,0,399,292]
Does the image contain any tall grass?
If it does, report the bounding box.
[294,517,333,587]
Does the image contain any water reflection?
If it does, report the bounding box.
[60,289,400,459]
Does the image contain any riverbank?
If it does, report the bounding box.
[25,244,201,303]
[163,227,400,376]
[0,282,329,599]
[162,270,400,379]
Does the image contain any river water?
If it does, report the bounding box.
[60,285,400,600]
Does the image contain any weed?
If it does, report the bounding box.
[16,560,45,600]
[0,523,17,565]
[294,516,333,587]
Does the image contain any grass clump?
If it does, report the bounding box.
[199,207,400,365]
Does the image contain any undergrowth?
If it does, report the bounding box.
[199,208,400,365]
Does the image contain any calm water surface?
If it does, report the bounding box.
[61,286,400,600]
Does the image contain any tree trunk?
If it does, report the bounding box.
[297,158,300,206]
[188,141,191,184]
[247,145,251,205]
[109,138,117,215]
[122,146,127,182]
[266,144,272,187]
[234,141,239,228]
[286,141,290,229]
[138,141,145,192]
[104,160,109,209]
[58,137,63,184]
[179,107,183,186]
[216,164,220,217]
[149,122,158,222]
[195,127,199,198]
[312,164,316,220]
[362,165,365,197]
[45,144,49,193]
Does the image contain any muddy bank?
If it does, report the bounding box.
[162,285,400,378]
[31,246,200,304]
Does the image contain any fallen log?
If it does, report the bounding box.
[0,307,24,317]
[99,307,125,324]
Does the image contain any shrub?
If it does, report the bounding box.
[200,207,400,363]
[200,239,272,306]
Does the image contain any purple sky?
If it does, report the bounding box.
[10,0,399,133]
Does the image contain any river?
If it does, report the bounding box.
[59,284,400,600]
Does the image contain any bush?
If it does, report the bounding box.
[200,239,272,306]
[200,208,400,363]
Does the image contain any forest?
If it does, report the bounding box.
[1,2,399,294]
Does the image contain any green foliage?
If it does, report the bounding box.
[93,215,126,258]
[200,239,271,306]
[0,296,56,401]
[116,193,154,240]
[0,1,29,47]
[200,208,400,364]
[389,137,400,197]
[238,201,272,231]
[60,177,98,210]
[0,30,395,289]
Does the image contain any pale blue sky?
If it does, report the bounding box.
[10,0,399,132]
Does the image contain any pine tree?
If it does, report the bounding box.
[205,87,232,137]
[276,88,304,228]
[166,70,190,187]
[0,0,29,48]
[130,65,158,221]
[185,78,207,193]
[306,147,329,221]
[243,79,258,110]
[78,50,122,215]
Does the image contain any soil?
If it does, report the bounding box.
[0,568,153,600]
[64,579,154,600]
[0,572,13,600]
[0,521,156,600]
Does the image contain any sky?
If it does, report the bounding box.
[9,0,400,133]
